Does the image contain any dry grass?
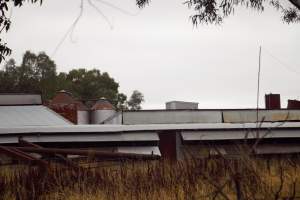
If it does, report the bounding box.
[1,155,300,200]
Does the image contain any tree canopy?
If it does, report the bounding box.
[0,51,56,99]
[127,90,145,110]
[137,0,300,24]
[0,50,144,110]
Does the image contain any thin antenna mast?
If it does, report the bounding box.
[256,46,262,125]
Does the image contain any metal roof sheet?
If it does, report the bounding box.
[0,94,42,105]
[223,110,300,123]
[0,122,300,135]
[0,105,72,127]
[0,132,159,144]
[181,129,300,141]
[123,110,223,124]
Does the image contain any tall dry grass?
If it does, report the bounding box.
[1,153,300,200]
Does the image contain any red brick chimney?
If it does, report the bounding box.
[287,99,300,109]
[265,93,281,109]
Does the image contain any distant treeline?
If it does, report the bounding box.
[0,51,144,110]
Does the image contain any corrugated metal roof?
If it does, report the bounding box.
[0,132,159,144]
[0,122,300,135]
[223,110,300,123]
[123,110,222,124]
[0,94,42,105]
[0,105,72,127]
[123,109,300,124]
[181,129,300,141]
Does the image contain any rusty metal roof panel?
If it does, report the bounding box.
[223,110,300,123]
[0,105,72,127]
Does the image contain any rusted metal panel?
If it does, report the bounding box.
[92,99,115,110]
[265,94,281,109]
[49,104,77,124]
[123,110,222,124]
[223,110,300,123]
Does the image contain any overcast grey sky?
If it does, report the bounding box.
[2,0,300,109]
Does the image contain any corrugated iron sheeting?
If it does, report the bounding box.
[181,129,300,141]
[123,110,222,124]
[1,122,300,135]
[0,105,72,127]
[223,110,300,123]
[0,132,159,144]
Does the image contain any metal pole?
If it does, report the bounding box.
[256,46,262,124]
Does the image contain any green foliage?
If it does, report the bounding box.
[0,50,132,109]
[0,51,57,99]
[0,0,42,63]
[115,93,128,110]
[127,90,144,110]
[184,0,300,25]
[137,0,300,25]
[62,68,119,102]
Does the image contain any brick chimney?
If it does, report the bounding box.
[287,99,300,109]
[265,93,281,109]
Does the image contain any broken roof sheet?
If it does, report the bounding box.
[0,105,72,127]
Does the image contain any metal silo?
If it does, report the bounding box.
[91,98,121,124]
[75,101,89,124]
